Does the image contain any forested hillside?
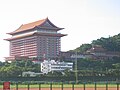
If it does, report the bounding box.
[68,33,120,77]
[71,33,120,52]
[92,33,120,52]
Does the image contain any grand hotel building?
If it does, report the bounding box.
[5,18,66,61]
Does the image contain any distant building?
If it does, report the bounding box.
[5,18,66,61]
[60,51,93,61]
[71,53,93,59]
[61,45,120,61]
[60,51,74,61]
[41,60,73,74]
[86,45,120,59]
[22,71,43,77]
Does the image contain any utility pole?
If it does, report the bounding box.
[75,51,78,84]
[71,52,78,84]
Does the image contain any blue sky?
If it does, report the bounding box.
[0,0,120,61]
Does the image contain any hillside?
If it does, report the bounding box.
[71,33,120,52]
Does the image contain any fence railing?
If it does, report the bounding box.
[0,82,120,90]
[0,76,120,82]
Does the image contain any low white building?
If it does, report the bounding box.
[41,60,73,74]
[22,71,43,77]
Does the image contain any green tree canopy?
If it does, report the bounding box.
[70,44,92,53]
[92,34,120,51]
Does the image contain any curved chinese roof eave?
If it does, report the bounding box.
[8,18,64,35]
[4,32,67,41]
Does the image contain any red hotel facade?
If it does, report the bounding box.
[5,18,66,61]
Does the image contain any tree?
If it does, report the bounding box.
[47,71,62,77]
[63,69,74,77]
[0,65,22,77]
[0,61,4,66]
[92,33,120,52]
[71,44,92,53]
[112,63,120,69]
